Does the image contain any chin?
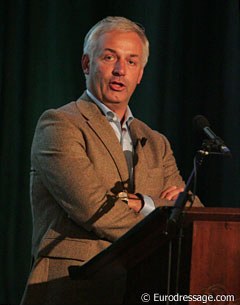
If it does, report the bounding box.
[107,93,128,104]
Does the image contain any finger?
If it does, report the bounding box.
[160,186,177,199]
[166,187,184,200]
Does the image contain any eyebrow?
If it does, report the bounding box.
[103,48,140,58]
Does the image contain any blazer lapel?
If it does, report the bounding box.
[129,120,149,193]
[76,93,130,185]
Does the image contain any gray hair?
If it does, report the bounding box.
[83,16,149,67]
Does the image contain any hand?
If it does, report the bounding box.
[160,186,184,201]
[128,193,143,213]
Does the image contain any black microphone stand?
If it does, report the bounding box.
[167,149,205,228]
[165,149,206,304]
[165,139,231,303]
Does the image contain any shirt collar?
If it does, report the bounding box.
[86,89,134,126]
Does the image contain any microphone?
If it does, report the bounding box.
[193,115,231,155]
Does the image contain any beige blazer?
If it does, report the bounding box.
[21,92,202,304]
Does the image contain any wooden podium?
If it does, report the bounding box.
[69,207,240,304]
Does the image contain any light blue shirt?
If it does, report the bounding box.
[86,90,155,216]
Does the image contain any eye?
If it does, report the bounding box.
[128,57,139,66]
[128,60,136,66]
[104,54,115,61]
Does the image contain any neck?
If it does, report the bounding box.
[104,102,127,122]
[86,89,128,122]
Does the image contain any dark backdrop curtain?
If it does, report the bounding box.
[1,0,239,304]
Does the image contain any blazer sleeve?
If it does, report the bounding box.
[153,133,203,207]
[139,130,203,208]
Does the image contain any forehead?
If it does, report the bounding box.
[95,30,144,55]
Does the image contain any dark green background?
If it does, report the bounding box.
[1,0,239,304]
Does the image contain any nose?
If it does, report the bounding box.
[112,59,126,76]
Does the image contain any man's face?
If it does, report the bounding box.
[82,30,144,108]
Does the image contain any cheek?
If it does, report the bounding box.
[137,69,143,84]
[89,66,103,82]
[93,61,109,75]
[128,74,142,89]
[128,83,138,94]
[89,70,109,92]
[94,68,110,85]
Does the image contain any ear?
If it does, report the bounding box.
[82,54,90,74]
[137,68,144,84]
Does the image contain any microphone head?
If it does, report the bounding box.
[192,115,231,156]
[193,115,210,132]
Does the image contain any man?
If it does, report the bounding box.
[21,16,202,305]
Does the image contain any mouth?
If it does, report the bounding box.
[109,80,126,91]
